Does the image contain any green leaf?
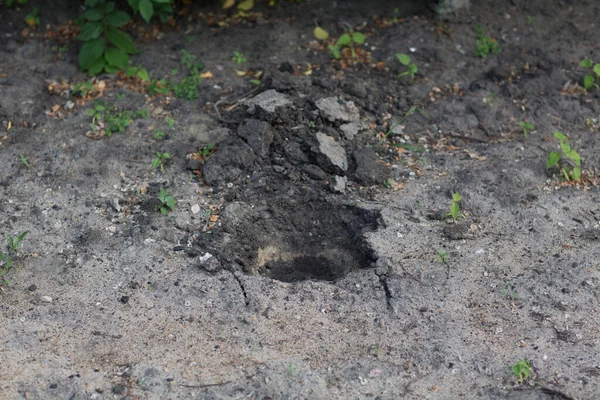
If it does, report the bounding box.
[105,10,131,27]
[450,202,460,221]
[547,151,561,168]
[106,28,137,53]
[396,53,411,66]
[104,47,129,68]
[352,32,365,44]
[313,26,329,40]
[152,158,160,169]
[409,64,418,74]
[162,152,171,159]
[128,0,140,12]
[17,231,28,242]
[560,142,571,155]
[336,33,352,47]
[78,21,103,41]
[85,0,100,7]
[137,68,149,81]
[572,167,581,181]
[553,131,567,142]
[237,0,254,11]
[580,58,593,68]
[584,74,594,90]
[594,64,600,77]
[88,57,106,75]
[153,0,172,3]
[104,2,115,13]
[139,0,154,23]
[158,187,167,202]
[82,8,104,21]
[452,192,462,202]
[79,38,106,69]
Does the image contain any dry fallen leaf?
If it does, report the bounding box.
[222,0,235,9]
[200,71,213,79]
[313,26,329,40]
[235,70,247,76]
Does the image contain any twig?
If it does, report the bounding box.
[447,132,489,143]
[181,381,231,389]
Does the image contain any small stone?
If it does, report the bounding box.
[196,252,220,272]
[191,204,200,214]
[330,176,347,193]
[315,97,360,123]
[109,198,121,212]
[202,139,257,185]
[119,296,129,304]
[312,132,348,174]
[339,121,368,140]
[244,89,292,114]
[64,100,74,110]
[273,165,285,173]
[187,125,230,144]
[173,245,185,251]
[40,295,53,303]
[28,284,37,292]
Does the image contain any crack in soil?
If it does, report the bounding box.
[232,271,249,306]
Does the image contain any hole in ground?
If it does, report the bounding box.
[242,200,380,282]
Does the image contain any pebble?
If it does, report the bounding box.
[28,284,37,291]
[40,295,53,303]
[191,204,200,214]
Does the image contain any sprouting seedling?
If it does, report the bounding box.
[396,53,418,82]
[328,31,366,60]
[473,25,501,59]
[374,105,429,147]
[19,154,30,167]
[157,188,176,215]
[232,51,247,64]
[518,121,535,139]
[510,360,532,384]
[547,131,581,181]
[287,362,294,377]
[448,192,463,221]
[151,152,171,173]
[166,116,175,129]
[579,58,600,91]
[1,231,28,285]
[383,178,393,189]
[437,249,448,263]
[201,143,215,159]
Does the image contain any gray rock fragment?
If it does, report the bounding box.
[196,253,220,272]
[237,119,273,157]
[340,121,369,140]
[312,132,348,174]
[39,295,53,303]
[330,176,347,193]
[302,164,328,180]
[187,125,230,144]
[244,89,292,114]
[109,198,121,212]
[315,97,360,123]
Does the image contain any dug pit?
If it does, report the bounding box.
[200,196,381,282]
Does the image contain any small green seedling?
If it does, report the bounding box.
[437,249,448,263]
[396,53,418,82]
[73,81,95,98]
[153,129,166,140]
[166,116,175,128]
[510,360,532,384]
[579,58,600,91]
[19,154,30,167]
[87,101,148,136]
[474,25,501,59]
[527,16,535,26]
[501,286,518,301]
[547,131,581,181]
[232,51,247,64]
[328,31,365,60]
[519,121,535,139]
[448,192,464,221]
[157,187,176,215]
[383,178,393,189]
[286,362,294,377]
[151,152,170,173]
[0,231,28,285]
[24,7,39,28]
[201,143,215,158]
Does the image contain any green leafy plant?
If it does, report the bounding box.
[24,7,39,28]
[448,192,463,221]
[77,0,172,76]
[286,362,294,377]
[579,58,600,91]
[153,129,166,140]
[232,51,247,64]
[383,178,393,189]
[146,51,203,100]
[151,152,170,172]
[437,249,448,263]
[87,100,148,136]
[510,360,532,384]
[157,187,176,215]
[396,53,418,82]
[474,25,500,59]
[4,0,28,8]
[19,154,30,167]
[518,121,535,139]
[375,105,429,148]
[547,131,581,181]
[0,231,28,285]
[328,31,365,60]
[73,81,96,98]
[166,116,175,128]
